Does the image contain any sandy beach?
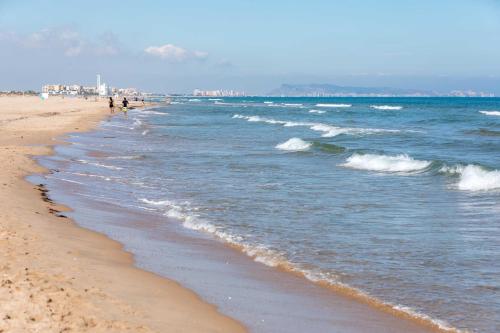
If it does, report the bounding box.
[0,95,246,332]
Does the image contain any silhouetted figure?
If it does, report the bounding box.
[122,97,129,116]
[109,97,115,113]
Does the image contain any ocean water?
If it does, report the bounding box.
[35,97,500,332]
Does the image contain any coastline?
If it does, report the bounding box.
[0,96,246,332]
[35,98,459,333]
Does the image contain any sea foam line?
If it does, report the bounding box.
[316,103,352,108]
[371,105,403,110]
[341,153,431,173]
[232,114,400,137]
[139,196,462,333]
[76,159,123,170]
[479,110,500,116]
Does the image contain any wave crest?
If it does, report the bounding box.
[316,103,351,108]
[441,165,500,191]
[371,105,403,110]
[233,114,400,138]
[479,111,500,116]
[342,153,431,173]
[275,138,312,152]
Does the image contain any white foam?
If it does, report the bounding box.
[309,124,349,137]
[283,103,303,107]
[130,118,145,130]
[233,114,399,138]
[479,111,500,116]
[371,105,403,110]
[310,124,399,138]
[76,159,123,170]
[139,198,175,206]
[232,114,309,127]
[439,164,500,191]
[141,110,168,115]
[107,155,143,160]
[316,103,351,108]
[391,304,457,332]
[263,101,274,104]
[208,98,223,101]
[445,165,500,191]
[309,109,326,114]
[275,138,312,152]
[341,153,431,173]
[138,196,462,332]
[57,178,85,185]
[71,172,114,181]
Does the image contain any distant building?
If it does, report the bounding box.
[42,84,81,95]
[40,74,156,97]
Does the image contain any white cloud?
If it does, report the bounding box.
[144,44,208,62]
[1,28,121,58]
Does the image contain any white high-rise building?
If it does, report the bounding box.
[98,83,109,96]
[96,74,101,91]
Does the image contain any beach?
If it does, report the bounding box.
[1,95,498,333]
[0,95,246,332]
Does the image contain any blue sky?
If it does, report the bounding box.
[1,0,500,94]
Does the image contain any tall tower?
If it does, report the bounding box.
[96,74,101,91]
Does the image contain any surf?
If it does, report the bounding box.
[316,103,352,108]
[275,138,312,152]
[371,105,403,110]
[440,164,500,191]
[341,153,431,173]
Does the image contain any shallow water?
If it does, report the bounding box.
[36,97,500,332]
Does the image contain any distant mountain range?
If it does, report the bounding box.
[267,84,495,97]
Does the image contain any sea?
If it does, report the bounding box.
[32,97,500,333]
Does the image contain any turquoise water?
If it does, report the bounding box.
[38,97,500,332]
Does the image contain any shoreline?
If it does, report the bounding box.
[38,100,459,333]
[0,95,464,333]
[0,95,246,332]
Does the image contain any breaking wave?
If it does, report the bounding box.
[341,153,431,173]
[479,111,500,116]
[371,105,403,110]
[310,124,400,138]
[440,164,500,191]
[316,103,352,108]
[275,138,312,152]
[309,109,326,114]
[232,114,400,138]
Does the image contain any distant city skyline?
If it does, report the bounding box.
[1,0,500,94]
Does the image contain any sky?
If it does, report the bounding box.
[1,0,500,94]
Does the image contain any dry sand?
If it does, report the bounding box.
[0,95,246,332]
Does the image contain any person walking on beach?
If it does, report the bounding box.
[109,97,115,113]
[122,97,129,115]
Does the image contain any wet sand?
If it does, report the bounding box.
[0,95,245,332]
